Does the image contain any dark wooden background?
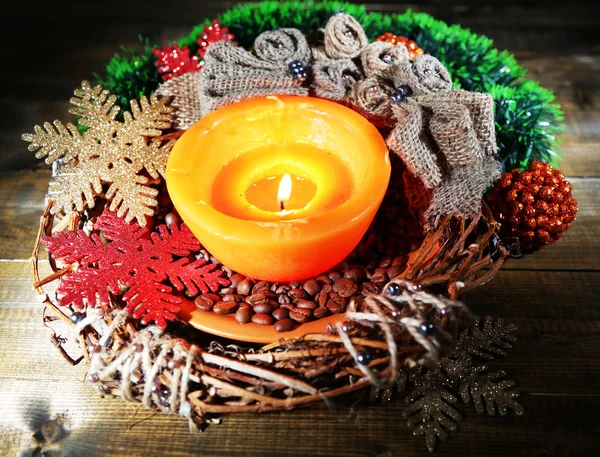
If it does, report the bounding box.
[1,1,599,456]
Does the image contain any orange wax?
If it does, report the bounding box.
[166,95,390,281]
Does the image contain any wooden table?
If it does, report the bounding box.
[1,1,599,456]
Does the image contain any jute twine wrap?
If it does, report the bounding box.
[156,13,500,225]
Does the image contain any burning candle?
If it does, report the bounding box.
[166,95,390,281]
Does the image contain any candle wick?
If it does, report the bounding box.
[279,200,285,211]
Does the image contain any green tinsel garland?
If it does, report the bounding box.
[94,0,564,172]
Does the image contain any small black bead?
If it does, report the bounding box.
[390,93,404,104]
[419,321,435,336]
[356,351,372,365]
[289,60,303,70]
[386,282,402,297]
[382,54,395,65]
[397,85,412,97]
[70,312,84,324]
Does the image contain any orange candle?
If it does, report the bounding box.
[166,95,390,281]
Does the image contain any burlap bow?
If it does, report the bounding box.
[156,13,501,226]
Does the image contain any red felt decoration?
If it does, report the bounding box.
[197,19,236,59]
[153,44,201,81]
[42,211,230,329]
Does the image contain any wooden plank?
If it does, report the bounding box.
[0,378,598,457]
[0,169,50,260]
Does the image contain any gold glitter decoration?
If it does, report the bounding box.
[23,81,175,226]
[371,317,523,452]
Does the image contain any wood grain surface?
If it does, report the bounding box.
[1,1,599,456]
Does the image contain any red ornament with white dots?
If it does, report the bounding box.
[375,32,424,60]
[486,161,578,252]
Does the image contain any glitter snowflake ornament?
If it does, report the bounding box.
[153,44,202,81]
[42,211,230,329]
[23,81,176,226]
[197,20,236,59]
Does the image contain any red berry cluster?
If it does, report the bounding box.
[487,161,578,252]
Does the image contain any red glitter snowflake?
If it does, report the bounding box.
[197,19,236,59]
[153,44,201,81]
[42,211,230,329]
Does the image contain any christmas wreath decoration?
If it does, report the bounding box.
[26,1,576,452]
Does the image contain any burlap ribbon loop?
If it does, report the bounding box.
[361,41,411,79]
[349,77,396,125]
[323,13,369,59]
[392,55,453,95]
[312,58,361,101]
[254,28,311,67]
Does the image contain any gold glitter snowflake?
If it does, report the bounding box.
[371,317,523,452]
[23,81,175,225]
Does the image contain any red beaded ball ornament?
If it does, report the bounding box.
[486,161,578,252]
[375,32,425,60]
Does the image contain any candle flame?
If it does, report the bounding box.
[277,173,292,211]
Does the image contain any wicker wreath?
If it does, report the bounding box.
[31,192,506,426]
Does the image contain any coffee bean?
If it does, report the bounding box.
[316,291,330,306]
[361,282,378,295]
[378,257,393,268]
[344,268,366,281]
[321,284,333,294]
[238,302,251,310]
[274,319,296,332]
[278,294,291,304]
[333,261,349,271]
[387,264,405,279]
[326,299,345,314]
[252,313,275,325]
[276,285,291,295]
[392,255,408,267]
[313,307,331,319]
[237,279,253,295]
[235,307,253,324]
[328,271,342,282]
[371,267,389,284]
[223,293,244,302]
[289,288,307,300]
[280,302,294,310]
[295,299,318,310]
[213,301,239,315]
[253,302,276,314]
[194,295,214,311]
[252,281,271,294]
[247,293,267,305]
[289,307,312,323]
[219,287,235,294]
[316,274,332,286]
[333,278,358,298]
[164,211,180,227]
[229,273,244,287]
[289,281,301,289]
[203,294,220,304]
[302,279,321,296]
[408,238,423,253]
[272,308,290,321]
